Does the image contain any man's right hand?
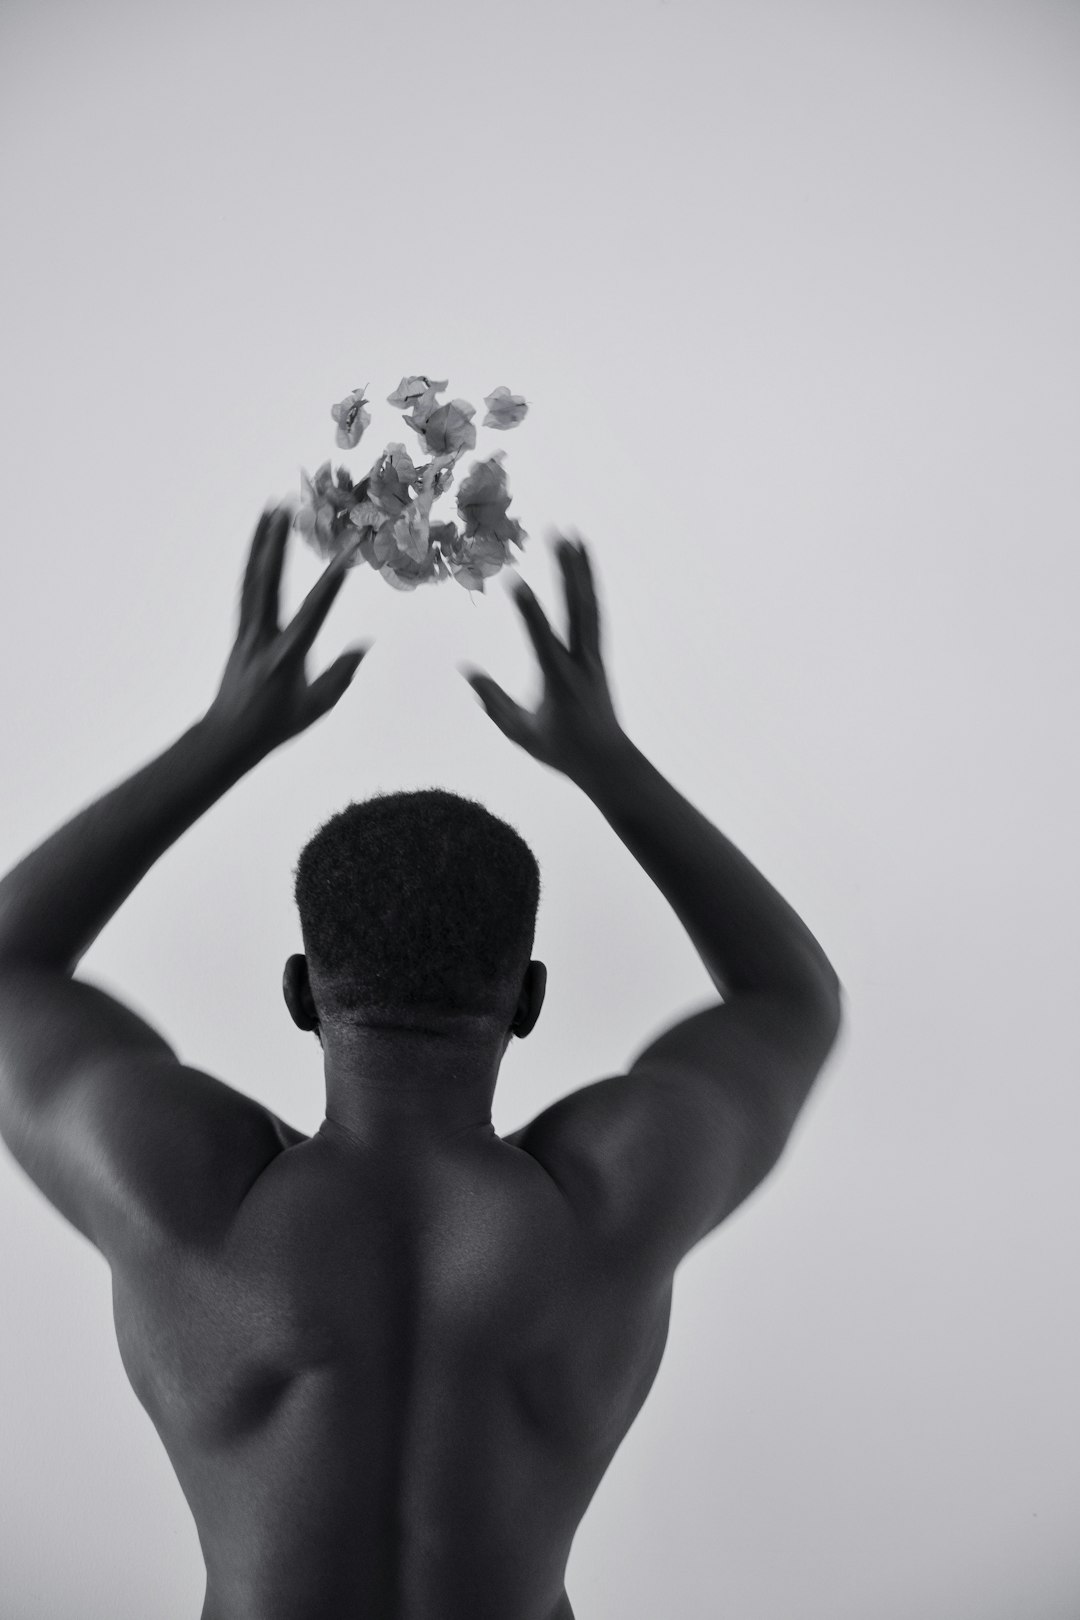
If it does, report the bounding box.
[459,531,627,783]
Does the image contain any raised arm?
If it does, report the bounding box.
[570,727,839,1003]
[463,531,840,1003]
[463,533,842,1277]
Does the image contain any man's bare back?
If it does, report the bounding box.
[111,1120,674,1620]
[0,526,841,1617]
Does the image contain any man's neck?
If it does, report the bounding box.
[317,1024,503,1151]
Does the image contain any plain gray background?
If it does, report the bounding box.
[1,1,1078,1616]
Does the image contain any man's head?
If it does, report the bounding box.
[283,788,546,1065]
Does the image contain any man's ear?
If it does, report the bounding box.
[283,953,321,1040]
[510,960,547,1040]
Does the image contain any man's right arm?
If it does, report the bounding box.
[568,729,841,1007]
[468,532,843,1267]
[509,730,843,1277]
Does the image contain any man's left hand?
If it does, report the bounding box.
[204,503,372,758]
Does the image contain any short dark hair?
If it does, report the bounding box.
[292,788,541,1034]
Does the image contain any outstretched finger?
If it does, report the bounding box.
[512,578,566,672]
[279,535,362,662]
[555,535,589,659]
[569,534,602,662]
[239,507,284,641]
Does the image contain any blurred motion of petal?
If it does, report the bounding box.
[330,387,372,449]
[482,385,529,429]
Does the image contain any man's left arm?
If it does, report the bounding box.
[0,718,256,980]
[0,504,370,1255]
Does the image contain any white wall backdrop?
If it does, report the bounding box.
[1,1,1078,1616]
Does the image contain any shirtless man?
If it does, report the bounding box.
[0,506,843,1620]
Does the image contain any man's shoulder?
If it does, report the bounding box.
[95,1065,307,1262]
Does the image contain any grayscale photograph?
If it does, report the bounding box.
[0,1,1076,1616]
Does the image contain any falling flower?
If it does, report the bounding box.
[294,462,370,560]
[330,387,372,450]
[367,443,419,521]
[408,398,478,461]
[482,386,529,429]
[379,542,449,591]
[440,526,513,593]
[456,452,527,552]
[386,375,448,421]
[294,375,532,590]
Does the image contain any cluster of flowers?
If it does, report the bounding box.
[293,375,530,593]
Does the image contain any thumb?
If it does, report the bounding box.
[458,663,498,713]
[308,643,372,714]
[458,664,529,744]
